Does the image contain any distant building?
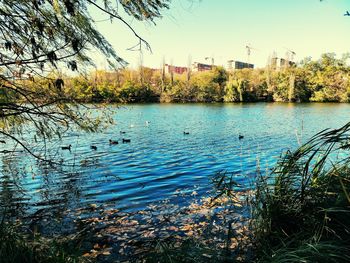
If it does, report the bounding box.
[192,62,213,72]
[227,60,254,70]
[270,57,295,70]
[280,58,289,68]
[270,57,278,70]
[149,67,161,73]
[164,64,188,75]
[234,61,254,69]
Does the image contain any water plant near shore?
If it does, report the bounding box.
[252,122,350,262]
[0,221,88,263]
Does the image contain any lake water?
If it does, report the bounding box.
[1,103,350,216]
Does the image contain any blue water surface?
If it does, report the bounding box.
[1,103,350,214]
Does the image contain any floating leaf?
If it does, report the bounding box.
[93,244,100,249]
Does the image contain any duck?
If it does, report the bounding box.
[109,139,119,145]
[90,145,97,150]
[120,131,126,134]
[239,135,244,140]
[62,144,71,150]
[183,131,190,135]
[122,138,131,143]
[0,140,5,144]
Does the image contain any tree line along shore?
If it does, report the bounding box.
[23,53,350,104]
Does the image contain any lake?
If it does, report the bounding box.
[1,103,350,216]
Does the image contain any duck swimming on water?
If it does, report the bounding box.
[239,135,244,140]
[122,138,131,143]
[109,139,118,145]
[62,144,71,150]
[91,145,97,150]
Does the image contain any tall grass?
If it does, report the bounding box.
[252,122,350,262]
[0,221,88,263]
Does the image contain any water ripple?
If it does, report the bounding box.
[1,103,350,214]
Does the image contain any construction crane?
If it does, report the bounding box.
[245,44,258,63]
[284,47,296,61]
[205,56,214,66]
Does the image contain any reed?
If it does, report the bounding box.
[252,122,350,262]
[0,221,88,263]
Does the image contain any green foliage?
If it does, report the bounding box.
[56,53,350,104]
[189,70,222,102]
[0,0,170,157]
[119,80,157,102]
[224,76,240,102]
[253,122,350,262]
[305,53,350,102]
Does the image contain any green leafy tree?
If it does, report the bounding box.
[189,67,228,102]
[0,0,169,159]
[307,53,350,102]
[224,76,240,102]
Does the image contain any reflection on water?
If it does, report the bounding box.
[1,103,350,218]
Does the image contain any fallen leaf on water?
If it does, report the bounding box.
[129,220,138,225]
[185,231,194,236]
[143,230,155,238]
[93,244,100,249]
[168,226,178,231]
[181,224,192,231]
[197,208,210,215]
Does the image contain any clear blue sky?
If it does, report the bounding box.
[91,0,350,69]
